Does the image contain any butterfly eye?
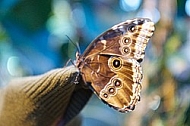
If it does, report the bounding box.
[122,37,131,45]
[122,47,130,54]
[108,57,123,70]
[113,59,121,68]
[114,79,122,87]
[108,87,115,94]
[103,93,108,98]
[128,25,136,32]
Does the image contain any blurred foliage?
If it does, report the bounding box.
[3,0,52,31]
[0,0,190,126]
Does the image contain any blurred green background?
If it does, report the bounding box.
[0,0,190,126]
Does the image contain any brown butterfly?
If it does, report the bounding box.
[76,18,155,113]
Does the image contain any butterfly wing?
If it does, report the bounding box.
[82,18,154,62]
[77,18,155,112]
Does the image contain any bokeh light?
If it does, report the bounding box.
[185,0,190,16]
[120,0,141,12]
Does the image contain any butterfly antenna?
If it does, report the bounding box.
[65,35,81,54]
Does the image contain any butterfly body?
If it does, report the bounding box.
[76,18,155,112]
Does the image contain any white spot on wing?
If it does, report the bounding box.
[96,55,101,73]
[101,40,107,50]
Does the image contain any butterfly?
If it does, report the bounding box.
[76,18,155,113]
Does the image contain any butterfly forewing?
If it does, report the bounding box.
[76,18,155,113]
